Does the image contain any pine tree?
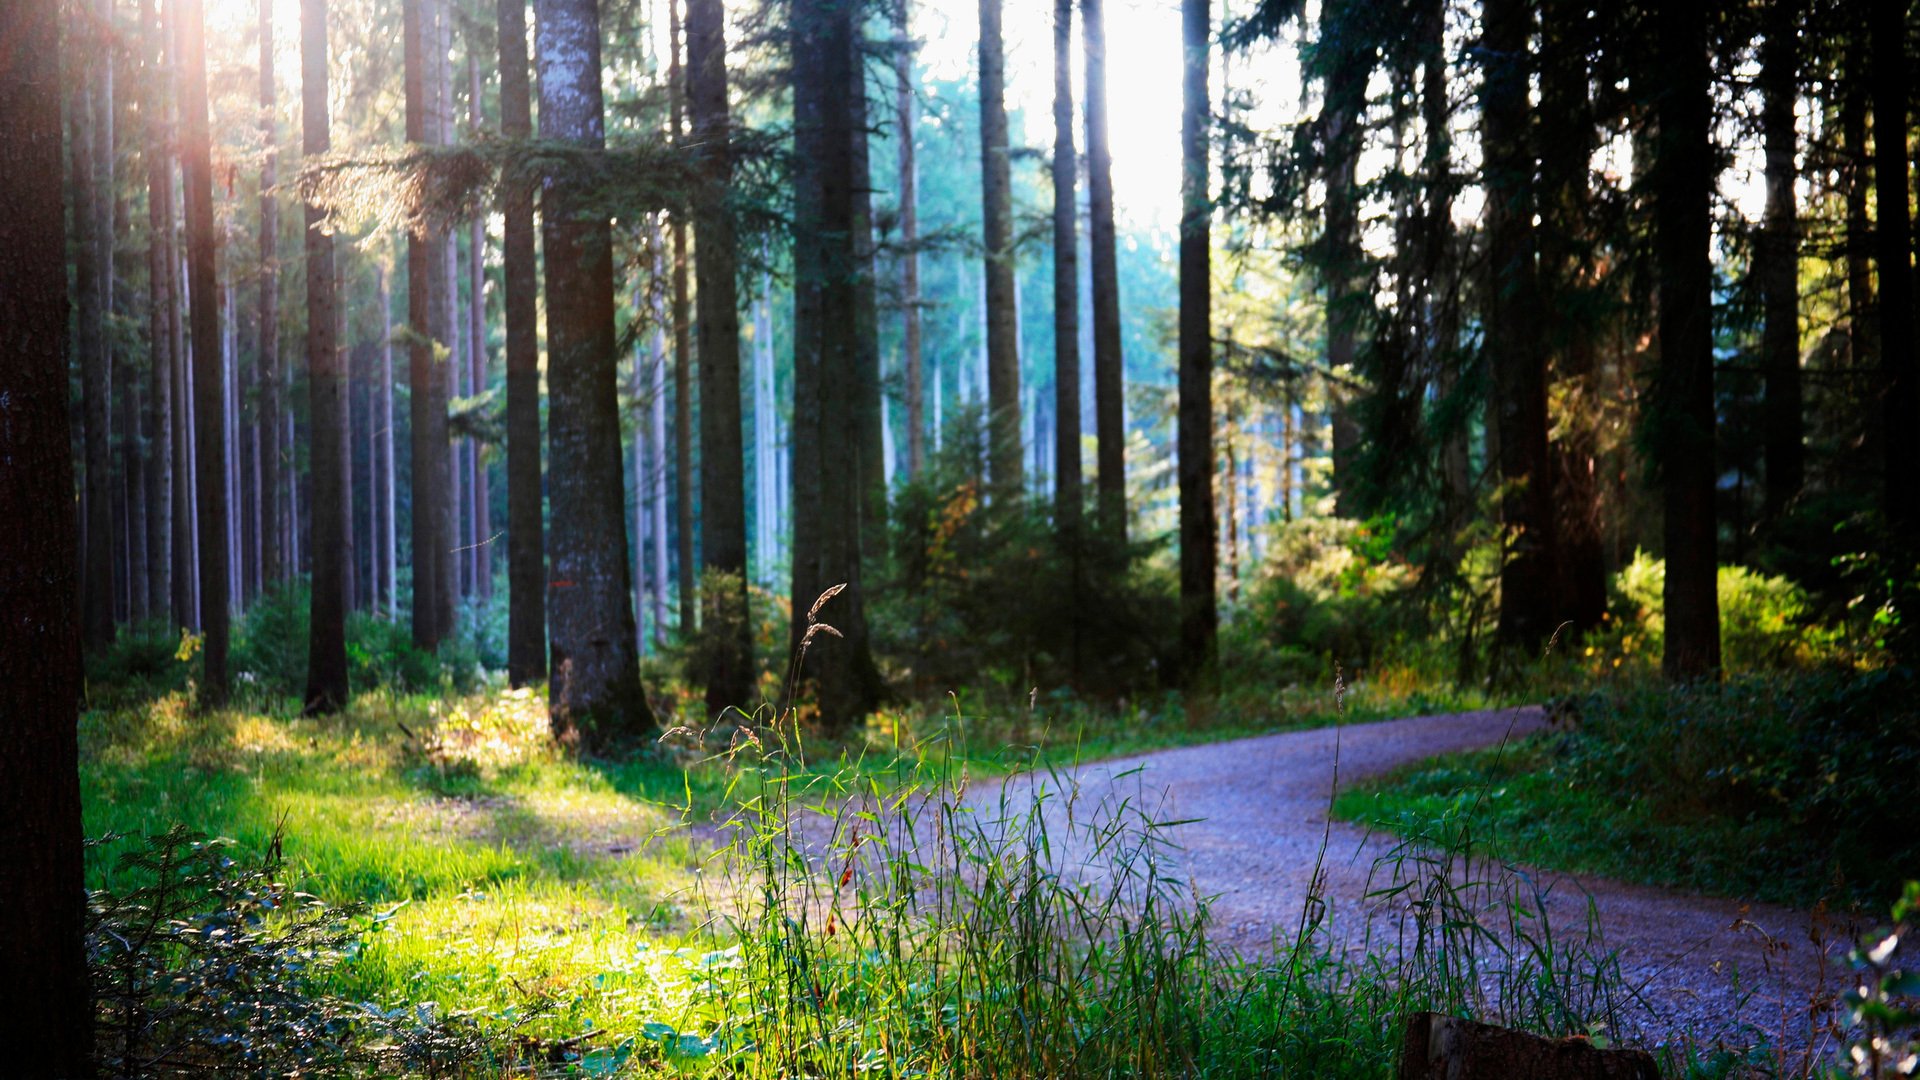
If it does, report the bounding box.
[498,0,545,686]
[1177,0,1216,686]
[302,0,348,713]
[536,0,655,741]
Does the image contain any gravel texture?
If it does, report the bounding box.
[988,707,1855,1056]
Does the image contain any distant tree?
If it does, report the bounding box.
[894,0,924,478]
[1759,0,1803,520]
[687,0,754,716]
[1083,0,1126,538]
[72,0,114,655]
[259,0,283,587]
[1052,0,1081,533]
[791,0,885,728]
[499,0,545,687]
[0,0,91,1067]
[1540,0,1605,632]
[1483,0,1556,653]
[536,0,655,741]
[1653,0,1720,681]
[144,0,175,626]
[1178,0,1216,686]
[404,0,455,649]
[303,0,349,714]
[182,0,231,703]
[977,0,1022,493]
[669,0,695,637]
[1872,0,1916,544]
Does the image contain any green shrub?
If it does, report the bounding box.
[1562,671,1920,903]
[230,582,474,703]
[1588,551,1849,674]
[1228,516,1421,678]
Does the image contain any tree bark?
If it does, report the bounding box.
[259,0,282,588]
[0,0,91,1064]
[499,0,545,685]
[686,0,754,716]
[669,0,696,638]
[1842,37,1874,373]
[791,0,884,729]
[379,268,398,617]
[1321,2,1366,519]
[1654,0,1720,681]
[1759,0,1803,520]
[1873,0,1917,543]
[302,0,348,713]
[1178,0,1215,688]
[145,0,175,626]
[469,52,491,601]
[1538,0,1604,634]
[894,0,923,479]
[1084,0,1125,538]
[1052,0,1082,532]
[1484,0,1556,654]
[851,19,888,556]
[405,0,455,649]
[182,0,230,702]
[978,0,1022,494]
[536,0,654,742]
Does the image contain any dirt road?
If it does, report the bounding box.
[992,707,1851,1054]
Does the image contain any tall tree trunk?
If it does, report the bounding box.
[405,0,455,648]
[380,269,398,616]
[181,0,230,702]
[652,255,673,649]
[258,0,282,587]
[1759,0,1803,520]
[1484,0,1556,653]
[145,0,175,626]
[73,4,115,654]
[0,0,91,1062]
[469,51,491,600]
[1083,0,1125,538]
[1873,0,1917,543]
[1052,0,1082,531]
[978,0,1022,493]
[670,0,696,637]
[791,0,884,728]
[1843,37,1875,372]
[536,0,654,742]
[686,0,754,715]
[1538,0,1604,633]
[1654,0,1720,681]
[1321,4,1366,519]
[851,20,888,555]
[894,0,923,478]
[303,0,348,712]
[1177,0,1215,688]
[498,0,545,685]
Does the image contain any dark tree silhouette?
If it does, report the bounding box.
[0,0,91,1066]
[791,0,884,728]
[1872,0,1916,544]
[687,0,755,716]
[183,0,231,703]
[1654,0,1721,681]
[1178,0,1216,686]
[1083,0,1126,538]
[1053,0,1082,533]
[302,0,349,714]
[1483,0,1556,653]
[978,0,1022,493]
[1759,0,1803,519]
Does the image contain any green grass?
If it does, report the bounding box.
[1332,734,1824,908]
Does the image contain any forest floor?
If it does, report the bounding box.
[83,687,1859,1070]
[981,706,1852,1057]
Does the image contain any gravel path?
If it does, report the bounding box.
[990,707,1852,1054]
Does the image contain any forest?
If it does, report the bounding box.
[2,0,1919,1072]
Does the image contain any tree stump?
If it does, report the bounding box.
[1398,1012,1662,1079]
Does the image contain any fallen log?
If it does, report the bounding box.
[1398,1011,1661,1079]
